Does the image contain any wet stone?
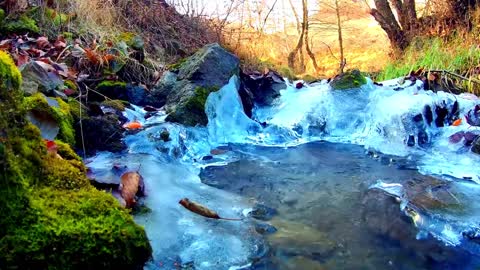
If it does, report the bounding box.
[249,204,278,221]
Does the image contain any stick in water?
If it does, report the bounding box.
[178,198,242,221]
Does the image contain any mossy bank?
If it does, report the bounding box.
[0,51,152,269]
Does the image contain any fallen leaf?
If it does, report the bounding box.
[120,171,142,208]
[452,118,462,126]
[179,198,242,221]
[84,48,100,65]
[36,36,50,49]
[123,121,143,129]
[16,54,30,66]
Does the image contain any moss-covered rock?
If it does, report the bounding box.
[154,43,239,126]
[76,114,127,155]
[2,14,39,34]
[102,99,128,111]
[24,93,75,145]
[2,187,152,269]
[55,140,82,161]
[92,80,127,101]
[0,51,152,269]
[165,86,219,126]
[330,69,367,90]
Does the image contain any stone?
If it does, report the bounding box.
[126,83,151,106]
[20,61,63,94]
[151,43,240,126]
[76,114,127,155]
[239,69,286,108]
[329,69,367,90]
[249,203,278,221]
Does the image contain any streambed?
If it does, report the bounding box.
[87,76,480,269]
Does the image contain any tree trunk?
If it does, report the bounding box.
[370,0,408,51]
[302,0,319,73]
[334,0,344,73]
[287,27,305,71]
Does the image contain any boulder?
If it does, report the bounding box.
[151,43,240,126]
[239,69,286,111]
[126,83,150,105]
[76,114,126,155]
[330,69,367,90]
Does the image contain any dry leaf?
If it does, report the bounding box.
[179,198,242,221]
[36,36,50,49]
[120,171,142,208]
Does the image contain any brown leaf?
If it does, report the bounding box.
[179,198,220,219]
[120,171,142,208]
[36,36,50,49]
[179,198,242,221]
[16,54,30,67]
[54,39,67,50]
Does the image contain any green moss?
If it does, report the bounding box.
[95,80,127,101]
[330,69,367,90]
[42,154,89,190]
[2,14,39,34]
[24,93,76,145]
[64,80,78,92]
[0,51,152,269]
[97,80,127,89]
[168,86,219,126]
[167,57,188,71]
[44,8,69,26]
[102,99,128,111]
[68,98,88,122]
[278,66,297,80]
[0,9,5,24]
[55,140,82,161]
[1,187,152,269]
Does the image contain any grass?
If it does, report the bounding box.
[379,36,480,81]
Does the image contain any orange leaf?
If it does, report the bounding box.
[452,119,462,126]
[102,54,115,63]
[123,121,142,130]
[84,48,100,65]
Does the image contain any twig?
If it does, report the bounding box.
[429,69,480,85]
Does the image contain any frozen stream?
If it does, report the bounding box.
[87,76,480,269]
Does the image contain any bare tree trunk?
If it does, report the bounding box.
[370,0,408,51]
[302,0,319,73]
[334,0,344,73]
[288,27,305,71]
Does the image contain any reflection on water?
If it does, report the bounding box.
[200,141,480,270]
